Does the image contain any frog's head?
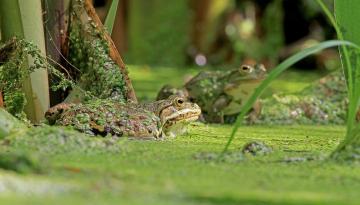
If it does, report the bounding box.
[155,95,201,137]
[45,103,72,125]
[223,64,266,93]
[221,64,267,115]
[226,64,267,85]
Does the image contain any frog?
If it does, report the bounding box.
[156,64,267,123]
[45,95,201,139]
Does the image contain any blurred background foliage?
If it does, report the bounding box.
[93,0,337,101]
[94,0,336,69]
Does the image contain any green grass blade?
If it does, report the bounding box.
[316,0,357,138]
[104,0,119,34]
[221,40,359,155]
[333,0,360,147]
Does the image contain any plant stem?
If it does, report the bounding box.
[0,0,50,123]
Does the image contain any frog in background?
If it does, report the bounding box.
[157,64,267,123]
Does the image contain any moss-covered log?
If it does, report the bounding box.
[64,0,137,103]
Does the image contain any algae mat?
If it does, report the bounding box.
[1,124,360,205]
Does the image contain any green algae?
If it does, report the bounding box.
[1,65,360,204]
[0,151,46,174]
[255,70,348,125]
[7,125,122,155]
[3,124,360,205]
[332,127,360,162]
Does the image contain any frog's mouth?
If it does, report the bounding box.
[165,108,201,123]
[162,106,201,129]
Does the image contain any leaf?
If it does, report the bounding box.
[104,0,119,34]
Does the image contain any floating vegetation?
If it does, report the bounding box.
[0,151,47,174]
[7,125,122,155]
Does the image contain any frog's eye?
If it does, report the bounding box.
[175,97,184,106]
[241,65,253,73]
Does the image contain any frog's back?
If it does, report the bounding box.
[185,71,221,88]
[46,101,161,138]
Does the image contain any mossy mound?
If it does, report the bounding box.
[7,126,122,155]
[255,71,348,125]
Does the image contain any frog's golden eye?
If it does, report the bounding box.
[241,65,253,73]
[175,97,185,106]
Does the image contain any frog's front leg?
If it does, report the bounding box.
[246,100,262,124]
[207,95,231,123]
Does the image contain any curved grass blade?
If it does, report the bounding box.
[315,0,356,137]
[104,0,119,34]
[333,0,360,154]
[221,40,359,155]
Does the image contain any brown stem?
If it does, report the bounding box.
[83,0,137,103]
[0,92,3,108]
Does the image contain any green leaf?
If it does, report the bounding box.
[325,0,360,154]
[104,0,119,34]
[222,40,359,155]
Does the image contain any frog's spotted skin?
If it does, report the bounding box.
[45,95,201,139]
[157,64,266,123]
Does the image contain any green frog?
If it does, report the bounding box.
[157,64,266,123]
[45,95,201,139]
